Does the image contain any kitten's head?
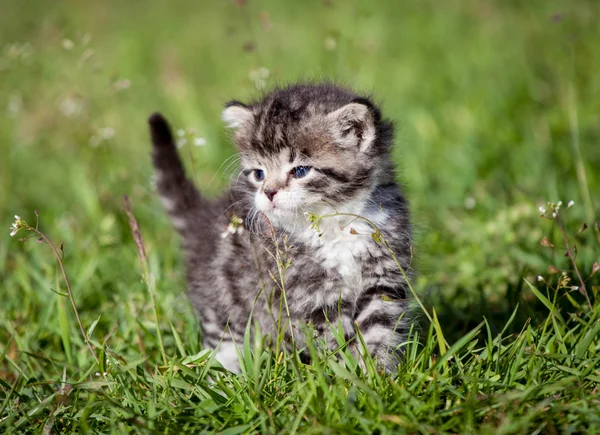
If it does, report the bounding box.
[223,83,395,226]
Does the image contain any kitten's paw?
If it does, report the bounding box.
[148,112,174,148]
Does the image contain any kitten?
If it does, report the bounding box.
[149,83,412,372]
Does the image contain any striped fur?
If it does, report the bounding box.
[149,83,413,372]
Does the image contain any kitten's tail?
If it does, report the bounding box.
[148,113,203,236]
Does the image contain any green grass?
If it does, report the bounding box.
[1,0,599,432]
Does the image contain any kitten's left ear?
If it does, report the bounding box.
[222,100,253,129]
[327,100,377,151]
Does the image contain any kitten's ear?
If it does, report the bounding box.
[222,100,253,129]
[327,101,377,151]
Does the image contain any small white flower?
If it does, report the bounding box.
[177,129,185,137]
[62,39,74,50]
[552,212,556,218]
[89,127,115,147]
[7,93,22,117]
[79,48,94,64]
[113,79,131,91]
[9,215,25,237]
[176,138,187,148]
[537,275,543,282]
[567,200,574,208]
[221,223,237,239]
[89,135,101,148]
[538,206,546,214]
[464,197,476,210]
[58,94,85,118]
[249,67,270,90]
[571,286,579,291]
[257,67,270,79]
[193,137,206,147]
[324,37,337,51]
[99,127,115,140]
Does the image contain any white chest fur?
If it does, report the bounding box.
[301,210,387,291]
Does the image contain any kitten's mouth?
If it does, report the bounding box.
[261,199,290,211]
[266,205,292,215]
[261,203,302,218]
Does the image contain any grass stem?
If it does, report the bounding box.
[124,195,168,366]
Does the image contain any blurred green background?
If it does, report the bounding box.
[1,0,599,349]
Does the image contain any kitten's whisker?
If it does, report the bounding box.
[222,155,243,180]
[299,152,320,169]
[248,207,263,237]
[234,169,247,187]
[203,154,241,190]
[295,204,311,234]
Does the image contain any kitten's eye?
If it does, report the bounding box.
[253,169,265,181]
[291,166,311,178]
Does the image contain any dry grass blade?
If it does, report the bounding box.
[124,195,168,365]
[124,195,149,279]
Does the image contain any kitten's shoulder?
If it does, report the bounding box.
[369,183,409,213]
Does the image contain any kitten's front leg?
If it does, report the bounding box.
[353,285,409,372]
[214,340,242,373]
[306,298,356,351]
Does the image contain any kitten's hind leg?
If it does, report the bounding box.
[148,113,203,235]
[213,340,242,374]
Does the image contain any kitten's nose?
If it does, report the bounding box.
[264,188,278,202]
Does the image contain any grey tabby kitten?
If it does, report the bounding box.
[148,83,412,372]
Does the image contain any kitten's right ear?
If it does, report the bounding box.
[327,101,376,152]
[222,100,253,129]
